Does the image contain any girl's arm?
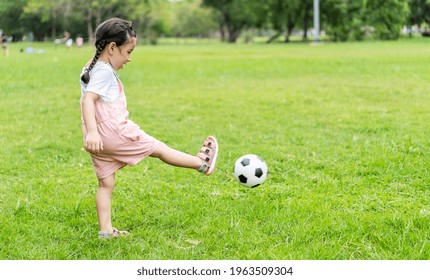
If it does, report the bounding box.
[82,92,104,153]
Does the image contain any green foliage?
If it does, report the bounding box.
[1,39,430,259]
[362,0,410,40]
[0,0,425,42]
[262,0,303,42]
[171,0,218,37]
[323,0,409,41]
[203,0,261,42]
[407,0,430,27]
[0,0,28,38]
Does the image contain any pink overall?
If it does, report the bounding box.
[81,78,160,179]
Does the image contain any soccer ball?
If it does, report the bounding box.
[234,154,268,188]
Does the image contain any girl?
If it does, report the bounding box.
[80,18,218,240]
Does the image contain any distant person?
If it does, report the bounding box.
[65,38,73,49]
[63,31,70,40]
[79,17,219,240]
[76,34,84,50]
[1,34,9,56]
[63,31,73,49]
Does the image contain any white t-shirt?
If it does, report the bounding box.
[65,38,73,47]
[80,62,120,103]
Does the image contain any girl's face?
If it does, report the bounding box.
[109,37,137,71]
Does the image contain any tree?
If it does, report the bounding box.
[122,0,170,44]
[321,0,359,41]
[71,0,124,42]
[0,0,415,43]
[301,0,313,40]
[361,0,409,40]
[170,0,218,38]
[202,0,259,43]
[0,0,30,40]
[322,0,408,41]
[262,0,301,43]
[23,0,75,39]
[407,0,430,32]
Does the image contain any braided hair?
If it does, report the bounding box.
[81,18,136,84]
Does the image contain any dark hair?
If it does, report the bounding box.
[81,18,136,84]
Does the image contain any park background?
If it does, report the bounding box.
[1,0,430,260]
[1,0,430,44]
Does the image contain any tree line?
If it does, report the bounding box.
[0,0,429,43]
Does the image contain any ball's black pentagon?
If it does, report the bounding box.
[255,168,263,178]
[240,158,250,166]
[251,184,260,188]
[238,174,248,183]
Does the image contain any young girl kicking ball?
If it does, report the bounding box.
[80,18,218,240]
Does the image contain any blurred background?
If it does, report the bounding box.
[0,0,429,46]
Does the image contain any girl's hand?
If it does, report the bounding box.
[85,130,104,154]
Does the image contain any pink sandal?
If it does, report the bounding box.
[196,136,219,175]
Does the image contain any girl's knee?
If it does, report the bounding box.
[150,142,169,158]
[98,174,115,189]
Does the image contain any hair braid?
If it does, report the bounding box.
[80,39,106,84]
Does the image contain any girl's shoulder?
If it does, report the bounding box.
[81,61,114,78]
[92,61,114,72]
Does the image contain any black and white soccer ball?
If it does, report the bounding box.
[234,154,268,188]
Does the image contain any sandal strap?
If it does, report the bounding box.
[200,147,215,157]
[98,231,113,240]
[112,227,129,237]
[198,161,210,172]
[203,140,214,147]
[99,228,129,240]
[197,151,212,162]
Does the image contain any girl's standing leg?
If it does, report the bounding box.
[96,173,115,233]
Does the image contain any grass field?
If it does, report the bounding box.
[0,38,430,260]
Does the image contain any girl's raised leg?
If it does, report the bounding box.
[150,136,218,175]
[150,142,202,168]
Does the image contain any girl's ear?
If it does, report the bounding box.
[108,42,116,55]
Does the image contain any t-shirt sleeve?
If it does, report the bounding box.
[85,67,113,97]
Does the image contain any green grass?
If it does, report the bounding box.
[1,38,430,260]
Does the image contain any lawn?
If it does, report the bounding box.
[0,38,430,260]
